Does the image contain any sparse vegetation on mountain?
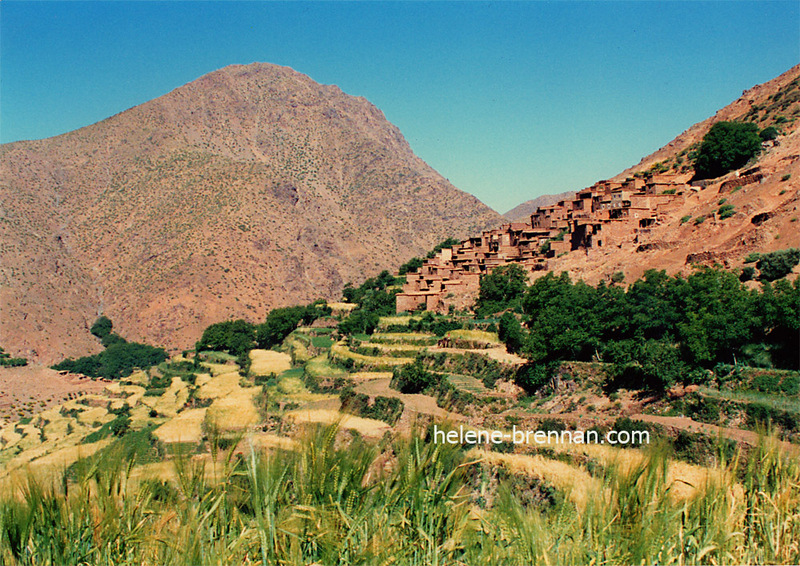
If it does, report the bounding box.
[0,63,501,364]
[692,121,762,180]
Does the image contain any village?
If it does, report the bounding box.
[396,172,701,313]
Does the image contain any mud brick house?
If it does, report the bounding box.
[396,173,690,313]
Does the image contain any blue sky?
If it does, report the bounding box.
[1,2,798,213]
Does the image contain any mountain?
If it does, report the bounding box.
[503,190,575,222]
[0,63,502,363]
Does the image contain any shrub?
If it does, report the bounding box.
[718,204,736,220]
[756,248,800,281]
[341,391,404,425]
[515,363,553,394]
[680,215,692,225]
[476,264,528,316]
[739,266,756,282]
[693,121,762,180]
[759,126,779,141]
[604,339,685,392]
[390,358,438,394]
[338,309,380,335]
[53,342,168,380]
[744,252,761,264]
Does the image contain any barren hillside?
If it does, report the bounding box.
[0,63,502,363]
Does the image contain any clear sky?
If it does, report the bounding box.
[1,1,798,213]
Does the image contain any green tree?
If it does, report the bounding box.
[338,309,380,335]
[197,319,256,356]
[604,339,685,392]
[498,312,524,354]
[476,264,528,316]
[693,121,762,180]
[90,316,113,339]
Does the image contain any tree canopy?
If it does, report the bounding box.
[693,121,762,180]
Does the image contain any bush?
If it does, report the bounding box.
[515,363,553,394]
[340,390,404,425]
[693,121,762,180]
[759,126,779,141]
[739,266,756,282]
[604,339,685,392]
[718,204,736,220]
[53,342,168,380]
[744,252,761,264]
[756,248,800,281]
[390,358,438,394]
[338,309,380,336]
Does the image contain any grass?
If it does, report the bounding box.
[377,314,421,328]
[310,335,335,348]
[305,354,347,379]
[330,341,414,368]
[1,426,797,565]
[445,372,488,394]
[284,409,391,437]
[445,329,501,345]
[371,332,438,345]
[152,408,207,444]
[249,349,292,376]
[700,387,800,414]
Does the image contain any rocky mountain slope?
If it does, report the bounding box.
[0,63,502,363]
[541,64,800,285]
